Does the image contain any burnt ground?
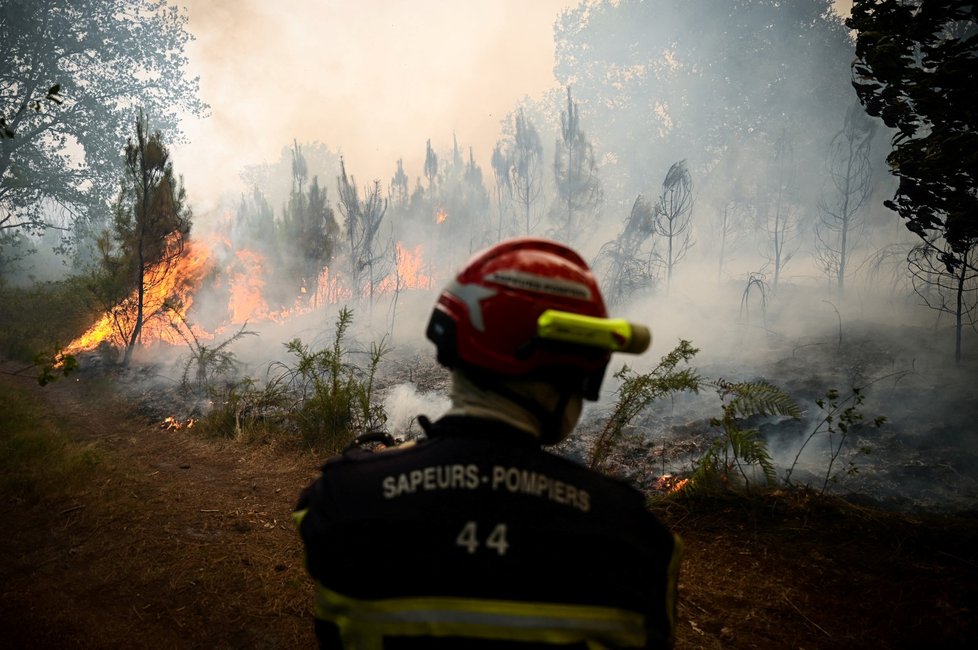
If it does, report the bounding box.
[2,364,977,649]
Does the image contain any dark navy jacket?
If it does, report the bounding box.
[294,415,680,649]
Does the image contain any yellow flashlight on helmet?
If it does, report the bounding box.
[536,310,651,354]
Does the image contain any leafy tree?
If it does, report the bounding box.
[281,142,339,304]
[848,0,978,363]
[815,102,878,293]
[101,112,191,367]
[234,186,276,253]
[490,141,513,240]
[553,86,602,245]
[0,0,205,239]
[423,139,438,190]
[389,158,409,207]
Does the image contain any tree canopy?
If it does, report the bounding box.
[848,0,978,363]
[848,0,977,260]
[0,0,206,238]
[553,0,853,204]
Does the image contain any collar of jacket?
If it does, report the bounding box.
[426,415,543,447]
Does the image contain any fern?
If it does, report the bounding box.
[689,380,800,495]
[589,340,700,471]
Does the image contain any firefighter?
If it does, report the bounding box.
[294,237,681,649]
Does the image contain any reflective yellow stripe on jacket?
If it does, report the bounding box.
[313,583,648,650]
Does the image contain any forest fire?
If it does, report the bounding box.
[63,239,215,357]
[435,207,448,225]
[63,234,440,358]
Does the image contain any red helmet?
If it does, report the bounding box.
[426,237,610,400]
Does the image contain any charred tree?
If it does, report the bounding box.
[759,129,799,288]
[598,194,659,306]
[337,158,388,307]
[815,102,876,294]
[490,142,513,240]
[510,108,545,236]
[654,160,694,292]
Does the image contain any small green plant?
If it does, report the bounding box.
[785,387,886,493]
[166,302,256,397]
[690,380,801,494]
[589,340,700,471]
[193,376,289,442]
[267,307,388,451]
[35,346,79,386]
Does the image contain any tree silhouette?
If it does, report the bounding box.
[553,87,601,245]
[848,0,978,362]
[0,0,205,240]
[104,112,191,366]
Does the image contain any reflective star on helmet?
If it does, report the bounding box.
[447,281,497,332]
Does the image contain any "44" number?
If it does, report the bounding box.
[456,521,509,556]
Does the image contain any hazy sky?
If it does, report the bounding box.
[173,0,853,211]
[174,0,579,209]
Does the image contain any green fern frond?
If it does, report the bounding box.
[720,380,801,419]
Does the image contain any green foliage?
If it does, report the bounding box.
[103,112,192,366]
[267,307,388,451]
[192,377,289,442]
[0,275,100,361]
[785,386,886,494]
[35,348,78,387]
[849,1,978,363]
[554,86,602,245]
[553,0,852,205]
[0,381,103,499]
[0,0,206,236]
[589,339,700,470]
[0,84,61,139]
[279,142,340,303]
[690,380,801,494]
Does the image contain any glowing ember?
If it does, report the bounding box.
[652,474,690,494]
[435,207,448,224]
[161,416,197,430]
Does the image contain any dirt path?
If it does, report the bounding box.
[3,366,978,649]
[1,369,319,648]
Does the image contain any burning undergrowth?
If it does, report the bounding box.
[58,226,978,516]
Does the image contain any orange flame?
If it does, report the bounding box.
[652,474,690,494]
[65,234,442,359]
[375,242,434,293]
[64,238,214,356]
[435,207,448,225]
[227,249,270,324]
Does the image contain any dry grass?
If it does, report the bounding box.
[2,362,976,649]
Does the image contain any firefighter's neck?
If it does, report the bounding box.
[445,369,581,441]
